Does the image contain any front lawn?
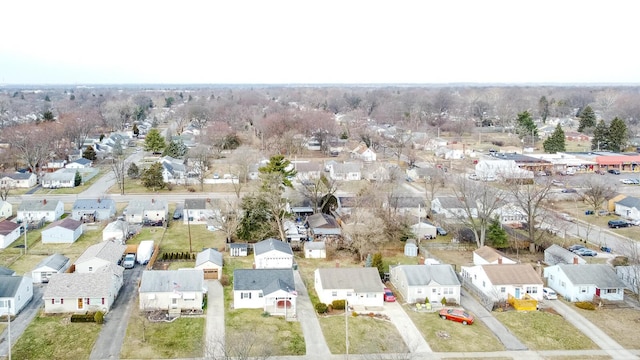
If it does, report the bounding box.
[318,314,408,354]
[225,309,305,356]
[573,307,640,349]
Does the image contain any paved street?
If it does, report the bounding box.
[0,285,44,358]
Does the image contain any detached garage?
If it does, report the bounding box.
[195,248,223,280]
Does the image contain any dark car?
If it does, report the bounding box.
[608,169,621,175]
[173,208,183,220]
[561,188,577,193]
[608,220,629,228]
[436,227,448,236]
[568,244,585,252]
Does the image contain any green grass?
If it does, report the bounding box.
[404,304,504,352]
[494,310,598,350]
[12,314,102,360]
[318,314,408,354]
[120,311,205,359]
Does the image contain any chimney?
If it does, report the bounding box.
[497,257,502,265]
[418,256,425,265]
[573,256,579,265]
[335,262,340,268]
[97,198,101,203]
[43,199,47,205]
[151,198,155,204]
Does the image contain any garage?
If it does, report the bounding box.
[203,268,218,280]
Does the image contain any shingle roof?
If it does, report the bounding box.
[196,248,223,267]
[71,158,92,165]
[306,213,339,229]
[139,269,204,293]
[185,198,207,209]
[394,264,460,286]
[0,275,25,297]
[0,266,15,276]
[544,244,585,265]
[474,246,512,263]
[72,199,115,211]
[0,220,20,235]
[34,253,70,271]
[558,264,626,288]
[75,241,126,265]
[482,264,543,285]
[45,218,83,231]
[233,269,295,294]
[43,272,116,298]
[18,199,62,212]
[0,172,33,180]
[435,197,468,209]
[254,238,293,256]
[316,267,384,293]
[103,219,127,233]
[305,241,326,250]
[616,196,640,210]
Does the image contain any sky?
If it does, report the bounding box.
[1,0,638,85]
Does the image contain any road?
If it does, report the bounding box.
[0,285,44,358]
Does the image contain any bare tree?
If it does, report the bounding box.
[227,146,259,199]
[297,174,338,214]
[205,332,273,360]
[187,145,211,191]
[0,185,12,201]
[111,154,128,195]
[506,178,555,247]
[2,123,53,180]
[582,179,616,215]
[101,99,135,131]
[59,108,101,149]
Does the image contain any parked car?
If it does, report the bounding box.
[568,244,585,252]
[574,248,597,257]
[561,188,577,193]
[173,207,183,220]
[543,287,557,300]
[536,171,548,176]
[608,219,629,228]
[631,178,640,184]
[468,173,479,181]
[594,170,606,175]
[436,227,448,236]
[439,308,474,325]
[383,288,396,302]
[608,169,621,175]
[620,179,634,185]
[552,180,564,187]
[560,213,574,222]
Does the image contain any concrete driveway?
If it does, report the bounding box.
[0,284,44,358]
[292,270,331,359]
[205,280,225,359]
[384,301,432,353]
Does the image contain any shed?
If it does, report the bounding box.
[31,253,71,283]
[304,241,326,259]
[404,240,418,257]
[195,248,223,280]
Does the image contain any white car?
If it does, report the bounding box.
[560,213,574,222]
[468,174,479,181]
[543,287,557,300]
[620,179,634,185]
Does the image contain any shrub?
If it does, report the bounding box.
[261,311,271,317]
[315,303,328,314]
[332,299,346,310]
[71,313,96,323]
[575,301,596,310]
[351,311,358,317]
[94,311,104,324]
[424,297,430,304]
[491,140,504,146]
[441,297,447,306]
[220,275,230,286]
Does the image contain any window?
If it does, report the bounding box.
[443,288,454,295]
[482,281,486,288]
[500,287,506,293]
[432,288,437,293]
[561,281,566,287]
[366,293,376,298]
[606,289,617,294]
[258,293,263,298]
[526,287,538,294]
[331,291,338,297]
[88,267,93,272]
[580,287,587,293]
[102,298,105,305]
[241,292,251,299]
[549,274,554,280]
[417,289,422,294]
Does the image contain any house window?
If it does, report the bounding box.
[580,287,587,293]
[549,275,554,280]
[172,298,177,305]
[86,298,90,305]
[482,281,486,288]
[331,291,338,297]
[606,289,617,294]
[259,293,263,298]
[417,289,422,294]
[241,292,251,299]
[526,287,538,294]
[366,293,376,298]
[444,288,454,295]
[88,267,93,272]
[61,299,63,304]
[432,288,437,293]
[500,287,506,293]
[51,299,55,305]
[561,281,566,287]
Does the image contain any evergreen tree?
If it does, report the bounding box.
[83,145,97,161]
[140,162,165,191]
[236,194,274,241]
[608,117,628,153]
[258,155,297,188]
[44,95,51,102]
[515,111,538,141]
[365,254,372,267]
[538,96,549,123]
[127,163,140,179]
[577,105,596,132]
[162,139,188,158]
[132,123,139,137]
[42,110,55,122]
[371,252,384,278]
[486,219,508,249]
[543,124,566,153]
[74,171,82,186]
[591,120,609,151]
[144,128,166,154]
[113,139,123,156]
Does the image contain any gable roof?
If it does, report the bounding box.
[616,196,640,209]
[393,264,460,286]
[482,264,543,285]
[233,269,295,294]
[435,196,472,209]
[557,264,626,288]
[75,241,126,265]
[229,243,248,250]
[139,269,204,293]
[196,248,223,267]
[0,220,20,235]
[185,198,207,209]
[333,162,362,174]
[0,266,15,276]
[103,219,128,233]
[474,246,513,263]
[306,213,339,229]
[45,218,83,231]
[18,199,62,212]
[305,241,326,250]
[34,253,70,271]
[544,244,585,265]
[0,172,34,180]
[72,198,115,211]
[0,275,26,297]
[316,267,383,293]
[43,272,117,298]
[71,158,92,165]
[254,238,293,256]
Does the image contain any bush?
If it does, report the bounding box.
[332,299,346,310]
[220,275,230,287]
[315,303,328,314]
[424,297,430,304]
[441,297,447,306]
[575,301,596,310]
[71,313,96,323]
[94,311,104,324]
[261,311,271,317]
[491,140,504,147]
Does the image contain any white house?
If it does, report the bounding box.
[0,200,12,219]
[17,199,64,223]
[410,221,437,239]
[492,203,527,225]
[71,198,116,222]
[31,253,71,283]
[0,172,37,188]
[304,241,326,259]
[65,158,93,169]
[229,243,248,257]
[102,219,129,243]
[431,197,478,219]
[475,160,533,181]
[0,220,21,249]
[74,241,126,273]
[544,244,586,266]
[314,267,384,307]
[233,269,297,316]
[614,196,640,221]
[544,264,626,302]
[460,264,544,301]
[294,162,324,181]
[390,264,461,304]
[41,218,84,244]
[351,142,377,162]
[184,198,217,225]
[254,238,294,269]
[328,162,362,181]
[159,156,187,183]
[473,246,516,266]
[195,248,223,280]
[139,269,205,311]
[0,275,33,315]
[41,170,76,189]
[125,199,168,224]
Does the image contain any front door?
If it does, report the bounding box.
[77,298,84,310]
[596,288,601,297]
[515,288,521,299]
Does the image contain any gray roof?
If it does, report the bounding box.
[233,269,295,294]
[43,172,75,181]
[18,199,62,212]
[34,253,70,271]
[558,264,626,288]
[333,162,362,174]
[0,266,15,276]
[71,158,92,165]
[616,196,640,209]
[388,196,426,209]
[316,267,383,293]
[0,275,26,297]
[45,218,83,231]
[254,238,293,256]
[229,243,248,249]
[0,172,33,180]
[75,241,126,265]
[43,272,117,298]
[127,199,168,213]
[72,198,115,211]
[305,241,326,250]
[393,264,460,286]
[185,198,207,209]
[103,219,127,233]
[306,213,339,229]
[544,244,585,265]
[196,248,223,267]
[435,196,470,209]
[139,269,204,293]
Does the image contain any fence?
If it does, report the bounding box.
[460,276,495,311]
[421,242,476,252]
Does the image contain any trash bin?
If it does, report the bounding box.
[585,210,594,215]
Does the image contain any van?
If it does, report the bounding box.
[543,287,557,300]
[123,253,136,269]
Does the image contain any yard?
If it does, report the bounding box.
[573,306,640,349]
[120,311,205,359]
[11,314,102,360]
[494,310,598,350]
[318,313,408,354]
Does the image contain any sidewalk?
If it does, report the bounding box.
[292,270,332,359]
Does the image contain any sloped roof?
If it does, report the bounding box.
[616,196,640,210]
[196,248,223,267]
[0,172,34,180]
[254,238,293,256]
[557,264,626,288]
[71,158,92,165]
[306,213,339,229]
[75,241,126,265]
[34,253,70,271]
[333,162,362,174]
[394,264,460,286]
[43,272,116,298]
[435,196,472,209]
[316,267,383,293]
[233,269,295,294]
[305,241,326,250]
[0,266,15,276]
[18,199,62,212]
[482,264,543,285]
[43,172,75,181]
[474,246,513,263]
[295,162,323,172]
[45,218,83,231]
[103,219,128,233]
[0,275,26,297]
[0,220,20,235]
[544,244,585,265]
[139,269,204,293]
[72,198,115,211]
[185,198,207,210]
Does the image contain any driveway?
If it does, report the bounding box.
[384,301,432,353]
[292,270,331,359]
[0,284,44,357]
[205,280,224,359]
[89,265,143,360]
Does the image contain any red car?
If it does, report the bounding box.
[439,308,474,325]
[383,288,396,302]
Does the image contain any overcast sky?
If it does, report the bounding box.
[1,1,637,85]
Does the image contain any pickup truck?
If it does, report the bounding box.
[123,253,136,269]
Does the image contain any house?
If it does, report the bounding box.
[473,246,516,266]
[314,267,384,307]
[31,253,71,283]
[41,218,84,244]
[0,275,33,315]
[0,220,21,249]
[229,243,248,257]
[0,172,37,188]
[350,142,377,162]
[195,248,223,280]
[160,156,186,183]
[386,196,427,217]
[492,203,527,225]
[564,131,591,142]
[544,264,626,302]
[74,241,126,273]
[410,221,437,240]
[390,264,461,304]
[41,170,76,189]
[544,244,586,266]
[46,159,67,172]
[0,200,12,218]
[304,241,326,259]
[17,199,64,223]
[306,213,342,240]
[102,219,129,243]
[65,158,93,169]
[125,199,168,224]
[71,198,116,222]
[139,269,205,311]
[614,196,640,221]
[294,162,324,181]
[254,238,294,269]
[461,264,544,301]
[431,197,478,219]
[233,268,296,316]
[43,265,124,314]
[184,198,217,225]
[475,159,534,181]
[328,162,362,181]
[0,266,15,276]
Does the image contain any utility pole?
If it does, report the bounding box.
[345,298,349,360]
